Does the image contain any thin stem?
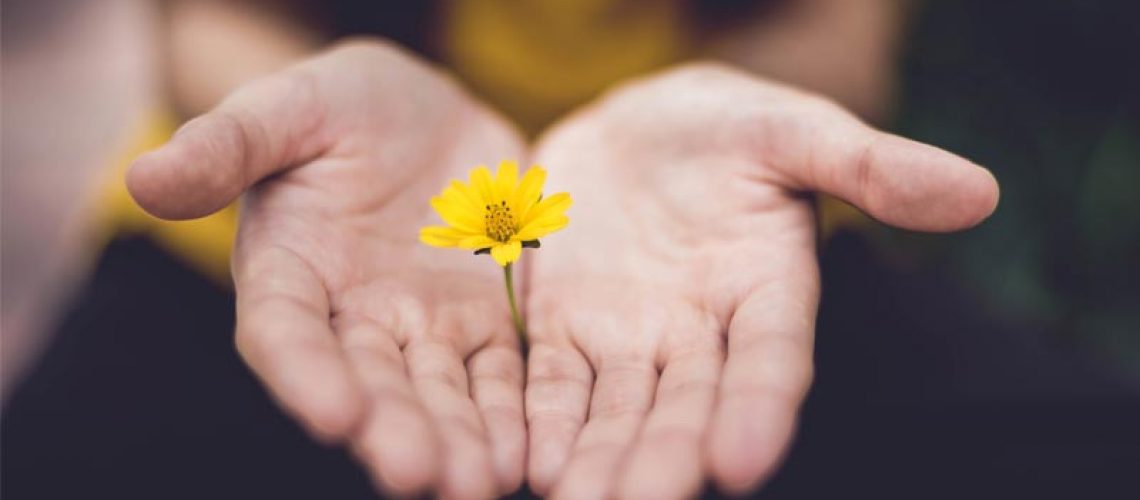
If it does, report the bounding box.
[503,263,527,344]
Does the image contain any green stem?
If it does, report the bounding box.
[503,263,527,344]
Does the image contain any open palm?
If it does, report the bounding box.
[128,40,528,499]
[523,64,999,499]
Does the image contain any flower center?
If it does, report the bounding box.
[484,200,517,242]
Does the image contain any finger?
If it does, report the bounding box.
[525,342,593,495]
[233,246,364,442]
[551,358,658,500]
[404,339,498,500]
[338,319,439,497]
[127,69,327,220]
[467,340,527,494]
[617,345,722,500]
[707,259,819,494]
[771,105,999,232]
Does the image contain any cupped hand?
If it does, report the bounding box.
[128,40,527,499]
[523,63,999,499]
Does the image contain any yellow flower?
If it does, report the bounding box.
[420,160,572,266]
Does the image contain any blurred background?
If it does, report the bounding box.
[2,0,1138,498]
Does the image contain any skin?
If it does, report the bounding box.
[128,41,999,499]
[128,40,528,499]
[2,0,902,399]
[523,63,998,499]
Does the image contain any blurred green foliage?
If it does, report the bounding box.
[891,0,1140,375]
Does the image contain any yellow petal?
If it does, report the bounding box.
[458,234,497,250]
[495,160,519,202]
[490,240,522,266]
[513,166,546,216]
[442,180,480,212]
[524,192,573,226]
[525,210,570,228]
[430,196,483,233]
[516,215,569,241]
[469,165,495,205]
[420,226,469,248]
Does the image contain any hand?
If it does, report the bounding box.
[128,40,527,499]
[523,63,999,498]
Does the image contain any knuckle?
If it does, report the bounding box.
[232,322,260,367]
[330,36,402,61]
[667,60,743,82]
[472,358,523,387]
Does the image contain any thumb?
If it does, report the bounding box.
[771,106,1000,232]
[127,71,327,220]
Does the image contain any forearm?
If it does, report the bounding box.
[702,0,910,122]
[161,0,324,116]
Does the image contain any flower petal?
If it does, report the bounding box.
[458,234,498,250]
[431,196,483,233]
[490,240,522,266]
[516,215,569,241]
[420,226,470,248]
[524,210,570,229]
[495,160,519,202]
[523,192,573,226]
[513,166,546,216]
[469,165,496,205]
[443,180,480,212]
